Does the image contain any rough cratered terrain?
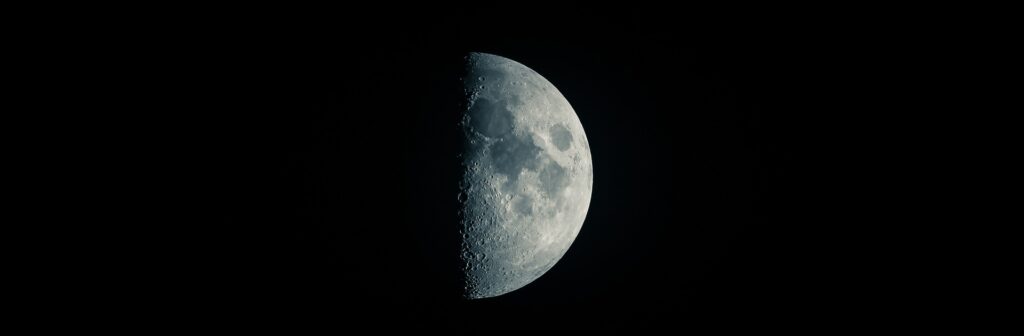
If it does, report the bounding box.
[458,52,593,299]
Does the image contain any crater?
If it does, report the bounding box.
[472,69,506,85]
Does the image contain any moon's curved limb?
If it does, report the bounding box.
[458,52,593,299]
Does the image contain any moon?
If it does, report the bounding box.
[458,52,593,299]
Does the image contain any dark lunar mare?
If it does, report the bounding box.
[456,52,593,299]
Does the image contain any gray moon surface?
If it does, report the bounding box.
[458,52,593,299]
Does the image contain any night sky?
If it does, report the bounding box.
[172,9,881,331]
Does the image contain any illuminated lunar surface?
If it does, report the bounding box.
[458,52,593,299]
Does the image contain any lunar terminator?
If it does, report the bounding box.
[458,52,593,299]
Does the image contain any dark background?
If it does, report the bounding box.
[167,9,882,332]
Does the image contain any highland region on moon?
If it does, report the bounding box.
[458,52,593,299]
